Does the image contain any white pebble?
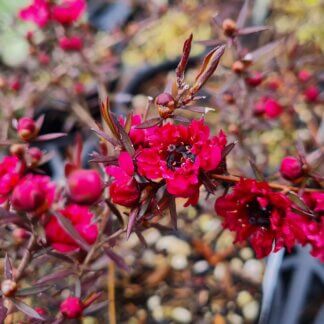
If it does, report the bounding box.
[213,262,227,281]
[156,236,191,256]
[171,307,192,323]
[147,295,161,310]
[243,260,264,283]
[237,291,253,308]
[170,254,188,270]
[242,301,259,321]
[143,228,161,246]
[193,260,209,274]
[239,247,254,260]
[152,306,164,321]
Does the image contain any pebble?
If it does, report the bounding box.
[198,214,221,233]
[152,306,164,321]
[171,307,192,323]
[213,262,227,281]
[147,295,161,310]
[243,260,264,283]
[156,236,191,256]
[239,247,254,260]
[229,258,243,273]
[237,291,253,308]
[170,254,188,270]
[227,312,244,324]
[215,231,234,251]
[193,260,209,274]
[242,300,259,321]
[143,228,161,246]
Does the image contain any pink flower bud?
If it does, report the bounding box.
[67,169,103,204]
[60,297,83,319]
[11,174,55,213]
[52,0,86,25]
[304,85,319,103]
[298,69,311,82]
[280,156,303,180]
[1,280,17,297]
[37,52,50,65]
[59,36,83,51]
[12,227,30,244]
[155,92,175,118]
[28,147,43,166]
[17,117,37,141]
[245,71,263,87]
[264,98,283,119]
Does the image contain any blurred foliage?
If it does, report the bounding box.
[0,0,29,66]
[272,0,324,51]
[122,9,212,66]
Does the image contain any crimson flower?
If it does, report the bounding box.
[59,36,83,51]
[51,0,86,25]
[106,152,140,208]
[215,178,309,258]
[0,156,25,203]
[11,174,56,214]
[45,204,98,253]
[137,120,227,205]
[254,97,283,119]
[18,0,50,28]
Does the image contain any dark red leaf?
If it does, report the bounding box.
[112,115,135,156]
[15,285,51,297]
[35,114,45,132]
[91,128,120,146]
[89,153,118,165]
[169,197,177,230]
[176,33,193,83]
[238,25,270,35]
[0,299,7,323]
[83,301,108,315]
[53,211,91,252]
[100,97,119,138]
[249,160,265,181]
[124,112,133,134]
[4,254,13,280]
[236,0,250,29]
[135,117,162,129]
[35,269,75,285]
[106,200,124,227]
[64,162,78,177]
[222,142,236,158]
[9,298,45,320]
[103,248,130,272]
[126,208,138,239]
[173,115,191,124]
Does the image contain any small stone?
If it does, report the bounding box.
[193,260,209,275]
[243,260,264,283]
[171,307,192,323]
[229,258,243,273]
[170,254,188,270]
[213,263,227,281]
[147,295,161,311]
[237,291,253,308]
[156,236,191,256]
[152,306,164,321]
[242,300,259,321]
[198,214,221,233]
[239,247,254,260]
[227,312,243,324]
[198,290,209,306]
[143,228,161,246]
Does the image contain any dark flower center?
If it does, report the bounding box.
[246,199,272,227]
[166,144,195,170]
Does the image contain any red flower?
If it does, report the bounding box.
[51,0,86,25]
[59,36,83,51]
[11,174,55,214]
[18,0,50,28]
[280,156,303,180]
[17,117,37,141]
[106,152,140,207]
[45,204,98,253]
[304,85,320,103]
[60,297,83,318]
[0,156,25,203]
[215,178,309,258]
[67,169,103,204]
[137,120,226,205]
[254,97,283,119]
[245,71,263,87]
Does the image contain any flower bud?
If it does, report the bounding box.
[9,144,26,157]
[28,147,43,167]
[304,85,319,103]
[245,71,263,87]
[17,117,37,141]
[280,156,303,180]
[11,174,55,213]
[110,178,140,208]
[60,297,83,319]
[155,92,175,119]
[298,69,311,82]
[67,169,103,205]
[12,227,30,244]
[232,60,245,74]
[222,18,237,37]
[59,36,83,52]
[1,280,17,297]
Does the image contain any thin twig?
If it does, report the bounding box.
[108,262,116,324]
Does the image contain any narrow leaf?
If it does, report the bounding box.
[91,128,120,146]
[124,112,133,134]
[73,133,83,168]
[238,25,270,35]
[36,269,75,285]
[35,114,45,132]
[0,299,7,323]
[249,160,265,181]
[243,39,283,62]
[126,208,138,239]
[106,200,124,227]
[222,142,236,158]
[83,301,108,315]
[100,98,119,138]
[112,115,135,156]
[135,117,162,129]
[173,115,191,124]
[53,211,91,252]
[34,133,66,141]
[287,192,311,212]
[10,298,44,320]
[4,254,13,280]
[103,248,130,272]
[181,106,215,114]
[176,34,193,83]
[15,285,51,297]
[89,153,118,165]
[236,0,250,29]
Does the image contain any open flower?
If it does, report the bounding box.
[106,152,140,208]
[0,156,25,203]
[18,0,50,28]
[137,120,227,205]
[45,204,98,253]
[215,178,309,258]
[11,174,55,214]
[51,0,86,25]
